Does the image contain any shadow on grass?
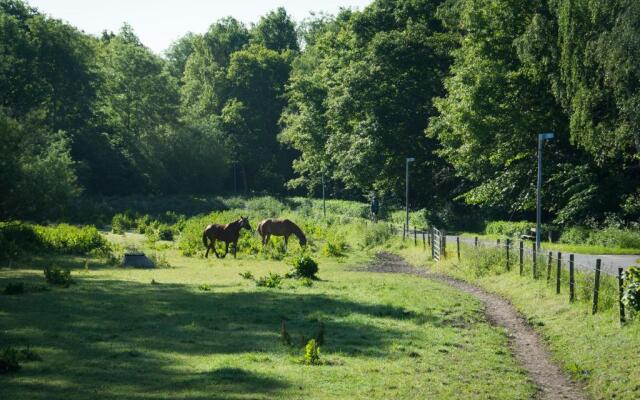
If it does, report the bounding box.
[0,274,435,399]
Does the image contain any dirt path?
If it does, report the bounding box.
[362,252,587,400]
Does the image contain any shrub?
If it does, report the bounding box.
[558,226,589,244]
[34,224,110,255]
[485,221,535,237]
[112,212,137,234]
[300,277,313,287]
[198,284,212,291]
[622,267,640,312]
[0,347,21,374]
[322,233,347,257]
[2,282,24,295]
[239,271,254,280]
[43,266,72,287]
[255,272,283,288]
[559,226,640,249]
[0,221,39,259]
[290,255,319,279]
[362,223,394,248]
[303,339,321,365]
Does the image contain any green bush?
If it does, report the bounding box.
[485,221,535,237]
[0,221,110,258]
[290,255,319,279]
[255,272,283,288]
[559,226,640,249]
[362,223,394,248]
[322,233,347,257]
[300,277,314,287]
[303,339,321,365]
[239,271,254,280]
[43,266,72,287]
[0,221,40,259]
[558,226,589,244]
[34,224,110,255]
[111,211,137,234]
[622,266,640,312]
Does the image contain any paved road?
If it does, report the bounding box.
[451,235,639,275]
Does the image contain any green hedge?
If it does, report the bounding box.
[0,221,110,259]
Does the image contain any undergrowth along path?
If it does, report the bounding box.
[363,252,587,400]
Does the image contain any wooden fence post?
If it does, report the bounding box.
[618,268,626,325]
[456,237,460,261]
[422,230,426,249]
[532,241,537,279]
[402,224,406,241]
[431,228,435,260]
[569,254,575,302]
[442,230,447,259]
[592,259,601,315]
[497,238,500,247]
[414,227,417,246]
[556,252,562,295]
[474,236,478,248]
[519,241,523,276]
[506,239,510,271]
[546,251,552,283]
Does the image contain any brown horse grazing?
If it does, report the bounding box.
[202,216,252,259]
[256,219,306,250]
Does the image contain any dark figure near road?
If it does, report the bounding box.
[202,216,252,258]
[370,194,379,222]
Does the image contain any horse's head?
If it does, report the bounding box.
[299,233,307,246]
[240,216,252,231]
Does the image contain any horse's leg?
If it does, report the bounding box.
[205,236,210,258]
[284,235,289,252]
[222,242,229,258]
[233,240,238,258]
[212,239,220,259]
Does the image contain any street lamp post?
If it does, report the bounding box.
[321,171,326,220]
[233,161,237,194]
[536,133,554,251]
[405,157,415,233]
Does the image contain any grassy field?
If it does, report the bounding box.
[399,242,640,400]
[0,210,536,399]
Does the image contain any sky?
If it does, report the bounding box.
[27,0,373,54]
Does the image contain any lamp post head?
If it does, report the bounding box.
[539,132,554,141]
[406,157,415,162]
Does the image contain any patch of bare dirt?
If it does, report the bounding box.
[361,252,587,400]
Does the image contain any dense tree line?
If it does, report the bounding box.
[1,0,638,227]
[283,0,640,227]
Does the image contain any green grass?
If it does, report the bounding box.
[399,242,640,400]
[459,233,640,255]
[0,220,536,399]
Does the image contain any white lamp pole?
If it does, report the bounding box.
[405,157,415,232]
[536,133,554,250]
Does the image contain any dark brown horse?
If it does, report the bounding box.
[256,219,306,251]
[202,216,252,258]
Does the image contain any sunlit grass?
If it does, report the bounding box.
[399,242,640,400]
[0,229,535,399]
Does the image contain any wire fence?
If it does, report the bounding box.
[397,223,631,325]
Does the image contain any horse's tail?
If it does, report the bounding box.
[202,231,208,248]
